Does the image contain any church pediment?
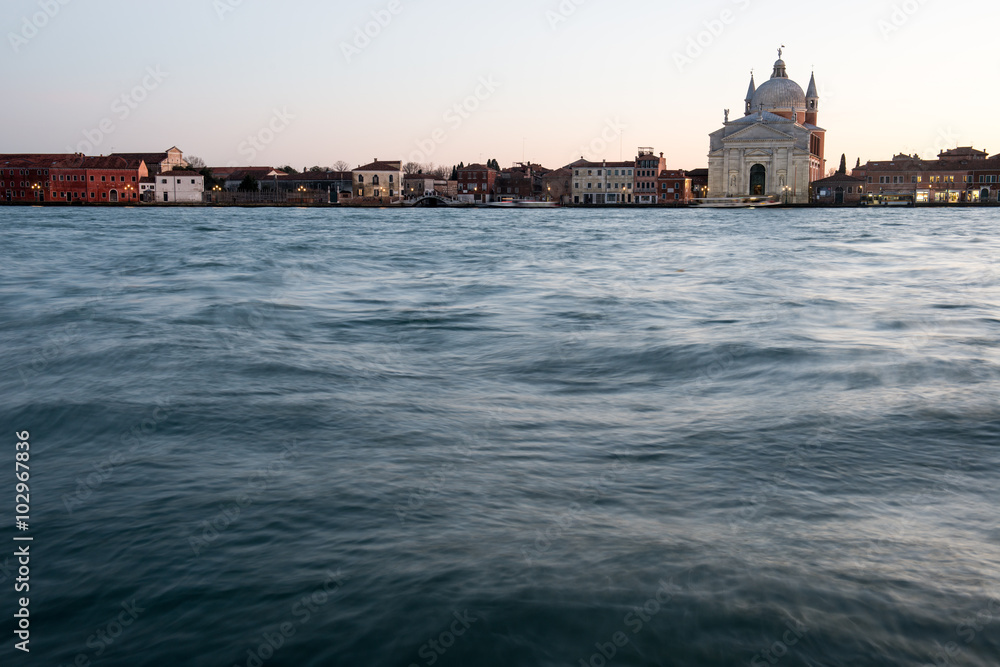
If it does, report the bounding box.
[744,148,773,158]
[723,123,794,143]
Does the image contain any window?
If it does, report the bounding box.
[132,176,137,182]
[586,183,592,189]
[574,170,579,176]
[867,177,872,184]
[161,179,168,184]
[358,175,364,183]
[848,187,853,194]
[675,183,680,189]
[101,176,106,182]
[574,183,579,189]
[91,176,95,181]
[90,192,95,198]
[191,180,196,185]
[373,176,380,185]
[597,170,602,176]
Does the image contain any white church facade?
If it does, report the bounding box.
[708,50,826,204]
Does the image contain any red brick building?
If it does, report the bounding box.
[853,147,999,204]
[811,173,865,205]
[634,149,667,204]
[49,155,147,203]
[656,170,693,204]
[495,163,549,200]
[1,154,147,203]
[0,154,67,202]
[457,163,498,202]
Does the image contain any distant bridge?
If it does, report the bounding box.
[406,194,468,207]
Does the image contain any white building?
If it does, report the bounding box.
[708,49,826,204]
[569,159,634,204]
[352,160,404,202]
[155,170,204,203]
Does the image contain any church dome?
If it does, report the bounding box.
[752,76,806,113]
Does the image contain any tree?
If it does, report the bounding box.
[187,155,206,169]
[308,166,327,172]
[199,168,222,191]
[403,162,422,175]
[450,166,458,180]
[279,165,299,175]
[855,158,861,169]
[333,161,351,172]
[838,154,847,175]
[237,175,259,192]
[827,168,837,177]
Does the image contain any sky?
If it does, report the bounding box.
[3,0,998,172]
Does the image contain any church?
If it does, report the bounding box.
[708,49,826,204]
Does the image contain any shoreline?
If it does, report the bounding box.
[2,202,999,210]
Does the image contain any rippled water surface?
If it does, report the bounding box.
[1,207,999,666]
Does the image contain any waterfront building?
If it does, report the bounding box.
[685,168,709,199]
[496,163,548,200]
[541,167,572,204]
[811,173,865,205]
[48,155,147,203]
[570,159,634,204]
[154,170,204,203]
[0,154,68,202]
[351,159,404,203]
[656,169,693,204]
[403,174,446,199]
[852,148,999,203]
[708,49,826,204]
[634,149,667,204]
[456,163,498,203]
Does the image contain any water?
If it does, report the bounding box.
[1,207,999,667]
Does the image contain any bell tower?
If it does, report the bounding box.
[805,72,819,126]
[744,72,756,116]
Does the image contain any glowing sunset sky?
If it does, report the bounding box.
[4,0,997,171]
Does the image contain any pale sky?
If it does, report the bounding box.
[3,0,998,171]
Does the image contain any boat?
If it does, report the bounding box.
[692,196,783,208]
[485,198,559,208]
